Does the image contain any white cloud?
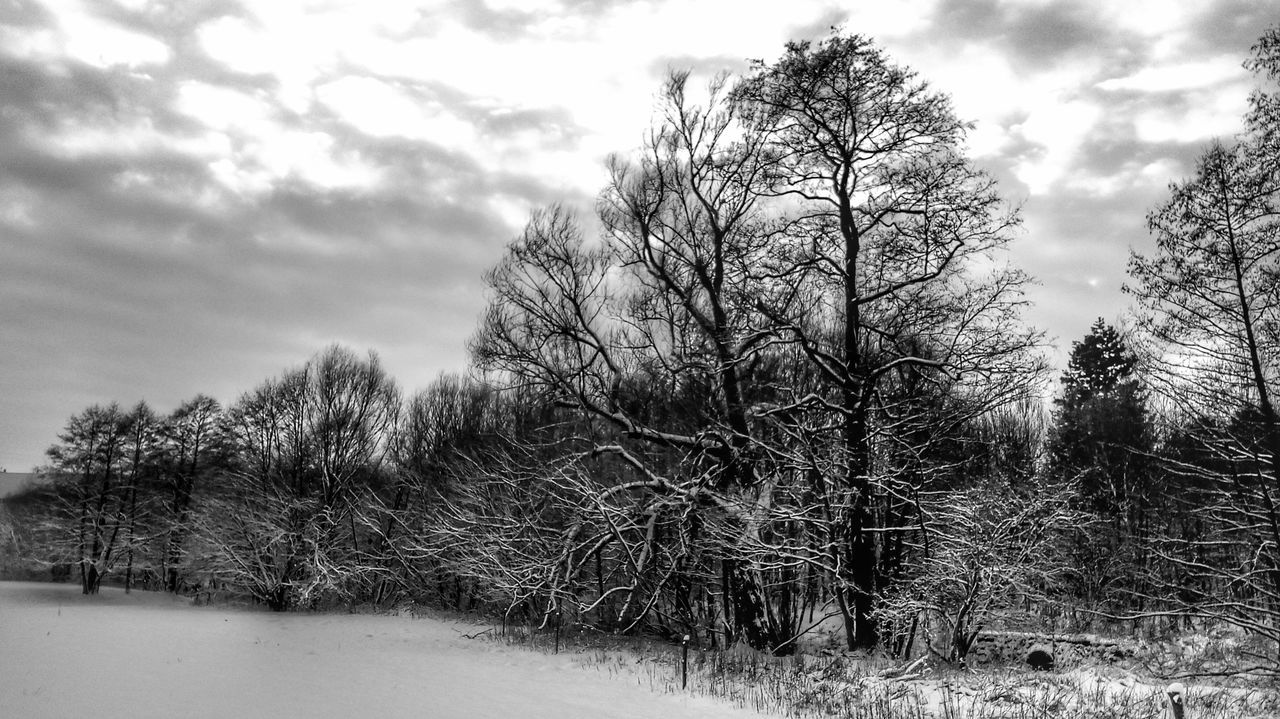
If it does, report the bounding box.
[63,20,169,69]
[43,108,230,166]
[904,44,1024,158]
[846,0,938,38]
[0,0,170,67]
[1130,87,1249,144]
[1096,56,1246,93]
[486,0,561,11]
[2,0,1269,474]
[260,131,383,191]
[177,82,276,133]
[177,82,381,195]
[204,130,383,197]
[182,0,955,206]
[965,121,1009,158]
[196,14,327,114]
[196,16,280,76]
[208,157,270,196]
[314,75,477,151]
[0,187,37,229]
[1010,99,1103,194]
[487,193,533,234]
[0,25,62,62]
[1096,1,1196,49]
[1139,158,1181,182]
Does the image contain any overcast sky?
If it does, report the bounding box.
[0,0,1271,470]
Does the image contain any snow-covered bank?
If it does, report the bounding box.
[0,581,773,718]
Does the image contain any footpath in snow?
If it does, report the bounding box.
[0,581,774,719]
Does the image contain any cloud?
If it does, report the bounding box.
[0,0,560,468]
[1097,56,1246,93]
[924,0,1116,68]
[0,0,1269,472]
[0,0,172,68]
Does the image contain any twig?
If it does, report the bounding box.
[877,655,929,680]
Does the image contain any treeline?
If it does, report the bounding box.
[4,29,1279,663]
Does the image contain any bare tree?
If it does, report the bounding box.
[120,401,161,592]
[158,395,224,592]
[306,346,401,507]
[205,346,399,609]
[469,38,1043,654]
[43,404,131,594]
[1126,27,1280,657]
[1131,140,1278,459]
[469,66,842,651]
[875,481,1082,663]
[371,373,506,606]
[732,34,1045,648]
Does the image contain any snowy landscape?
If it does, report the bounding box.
[0,581,769,719]
[7,580,1280,719]
[2,3,1280,719]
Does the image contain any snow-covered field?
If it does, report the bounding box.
[0,581,773,718]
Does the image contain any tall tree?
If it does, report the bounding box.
[120,401,161,592]
[1130,140,1279,450]
[473,71,800,651]
[306,346,401,508]
[373,374,503,605]
[1049,319,1153,514]
[1047,319,1154,608]
[733,34,1044,648]
[204,346,399,610]
[158,395,225,592]
[1245,27,1280,177]
[44,404,130,594]
[471,34,1043,653]
[1126,26,1280,650]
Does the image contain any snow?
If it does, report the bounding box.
[0,581,775,719]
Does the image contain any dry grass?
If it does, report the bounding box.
[484,624,1280,719]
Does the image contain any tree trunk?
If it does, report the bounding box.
[848,503,879,649]
[82,563,100,595]
[723,558,770,650]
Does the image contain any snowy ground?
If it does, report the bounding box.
[0,581,775,719]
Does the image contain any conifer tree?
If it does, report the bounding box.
[1050,318,1152,512]
[1049,319,1154,607]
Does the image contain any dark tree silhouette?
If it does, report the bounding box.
[470,34,1042,654]
[1048,319,1154,610]
[200,346,399,610]
[733,34,1044,648]
[43,404,131,594]
[1050,319,1153,516]
[1126,27,1280,654]
[159,395,224,593]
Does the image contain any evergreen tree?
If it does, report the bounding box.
[1049,319,1154,608]
[1051,319,1151,509]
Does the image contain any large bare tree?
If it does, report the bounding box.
[202,346,399,609]
[732,35,1045,648]
[43,404,132,594]
[470,35,1042,653]
[473,69,806,650]
[1127,26,1280,656]
[158,395,224,592]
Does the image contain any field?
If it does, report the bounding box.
[0,581,771,719]
[8,580,1280,719]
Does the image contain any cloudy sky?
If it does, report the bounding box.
[0,0,1271,470]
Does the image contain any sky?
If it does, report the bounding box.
[0,0,1271,471]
